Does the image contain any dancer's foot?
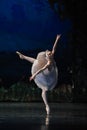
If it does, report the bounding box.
[16,51,24,59]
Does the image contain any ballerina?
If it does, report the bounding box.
[16,34,61,115]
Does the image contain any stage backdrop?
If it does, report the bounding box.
[0,0,72,86]
[0,0,72,52]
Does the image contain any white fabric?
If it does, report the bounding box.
[31,51,58,91]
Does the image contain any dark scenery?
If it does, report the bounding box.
[0,0,87,130]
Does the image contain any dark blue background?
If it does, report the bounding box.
[0,0,72,86]
[0,0,72,51]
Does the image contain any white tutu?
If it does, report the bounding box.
[31,51,58,91]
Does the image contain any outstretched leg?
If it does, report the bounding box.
[16,51,36,63]
[41,89,50,115]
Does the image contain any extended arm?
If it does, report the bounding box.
[16,51,36,63]
[52,34,61,55]
[30,61,51,81]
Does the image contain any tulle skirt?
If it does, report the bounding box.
[31,59,58,91]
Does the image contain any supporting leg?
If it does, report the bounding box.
[41,89,50,115]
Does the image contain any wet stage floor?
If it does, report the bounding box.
[0,103,87,130]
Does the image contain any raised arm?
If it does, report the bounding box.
[16,51,36,63]
[52,34,61,55]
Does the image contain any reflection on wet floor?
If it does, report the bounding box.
[0,103,87,130]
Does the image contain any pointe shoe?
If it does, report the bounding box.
[16,51,24,59]
[16,51,21,55]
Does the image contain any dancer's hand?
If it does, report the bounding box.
[16,51,24,59]
[56,34,61,39]
[29,75,35,81]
